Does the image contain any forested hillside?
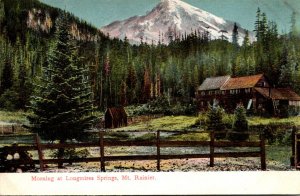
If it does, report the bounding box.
[0,0,300,112]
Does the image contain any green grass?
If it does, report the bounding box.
[248,116,300,126]
[115,114,300,132]
[166,132,210,141]
[266,145,292,166]
[115,115,198,131]
[133,133,156,141]
[0,110,28,124]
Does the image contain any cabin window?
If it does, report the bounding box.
[233,89,240,94]
[201,91,205,96]
[245,88,251,94]
[221,91,226,95]
[209,91,215,95]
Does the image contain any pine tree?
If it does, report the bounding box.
[254,8,261,40]
[231,23,239,77]
[0,0,5,30]
[207,105,226,139]
[242,30,250,47]
[229,105,249,141]
[28,14,95,160]
[142,68,151,102]
[290,11,298,38]
[232,22,239,47]
[126,62,137,104]
[120,80,127,105]
[0,60,13,95]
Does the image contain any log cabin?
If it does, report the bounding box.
[196,74,300,116]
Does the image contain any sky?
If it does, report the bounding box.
[40,0,300,33]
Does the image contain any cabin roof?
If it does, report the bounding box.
[255,87,300,101]
[198,75,231,91]
[220,74,264,90]
[106,107,127,118]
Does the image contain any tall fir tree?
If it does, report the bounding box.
[229,105,249,141]
[0,59,13,95]
[232,22,239,48]
[28,13,95,146]
[290,11,298,38]
[142,67,151,102]
[0,0,4,30]
[126,62,137,104]
[254,8,261,40]
[231,23,239,76]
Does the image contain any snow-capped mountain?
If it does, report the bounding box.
[100,0,255,45]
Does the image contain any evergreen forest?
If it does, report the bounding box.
[0,0,300,112]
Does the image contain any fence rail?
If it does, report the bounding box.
[0,124,27,135]
[0,130,266,172]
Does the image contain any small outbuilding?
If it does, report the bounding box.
[105,107,128,129]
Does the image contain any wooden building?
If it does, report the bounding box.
[105,107,128,128]
[196,74,300,115]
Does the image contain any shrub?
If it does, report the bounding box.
[193,113,207,128]
[131,97,198,116]
[0,89,19,111]
[288,105,300,117]
[223,113,234,129]
[278,104,289,118]
[228,105,249,141]
[207,105,226,139]
[262,122,294,145]
[50,148,90,163]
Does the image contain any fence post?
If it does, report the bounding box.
[99,131,106,172]
[210,131,214,167]
[295,131,298,169]
[291,126,296,167]
[35,134,44,171]
[12,125,15,133]
[157,130,161,171]
[260,133,266,171]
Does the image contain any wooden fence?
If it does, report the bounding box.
[0,124,25,135]
[292,127,300,170]
[0,130,266,172]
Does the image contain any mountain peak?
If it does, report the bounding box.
[100,0,254,45]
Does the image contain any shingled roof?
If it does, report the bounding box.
[221,74,264,90]
[198,75,230,91]
[255,88,300,101]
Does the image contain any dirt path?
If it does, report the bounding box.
[34,154,294,173]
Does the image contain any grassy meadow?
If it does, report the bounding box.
[0,110,296,170]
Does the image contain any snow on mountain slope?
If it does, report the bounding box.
[100,0,255,45]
